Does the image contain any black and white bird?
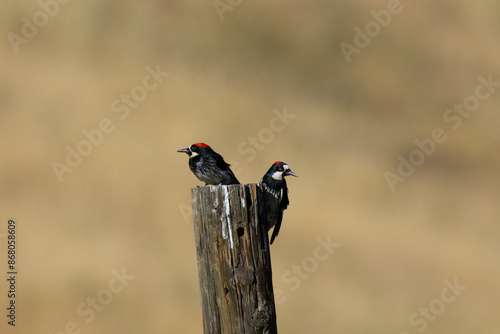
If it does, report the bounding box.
[177,143,240,185]
[259,161,298,244]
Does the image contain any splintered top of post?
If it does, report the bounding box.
[190,183,258,194]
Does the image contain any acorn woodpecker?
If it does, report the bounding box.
[259,161,298,244]
[177,143,240,185]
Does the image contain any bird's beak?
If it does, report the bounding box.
[177,148,190,155]
[285,170,298,177]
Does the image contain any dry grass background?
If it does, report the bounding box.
[1,1,499,333]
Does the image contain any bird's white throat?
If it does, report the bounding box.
[271,171,283,180]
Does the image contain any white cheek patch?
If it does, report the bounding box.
[190,151,199,158]
[272,171,283,180]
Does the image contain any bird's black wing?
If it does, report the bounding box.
[213,152,240,184]
[270,183,290,244]
[281,180,290,210]
[213,151,231,169]
[270,212,282,244]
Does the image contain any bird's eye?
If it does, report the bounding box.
[278,166,284,172]
[190,145,198,152]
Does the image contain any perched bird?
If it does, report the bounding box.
[177,143,240,185]
[259,161,298,244]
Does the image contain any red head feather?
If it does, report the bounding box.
[273,161,282,165]
[192,143,210,148]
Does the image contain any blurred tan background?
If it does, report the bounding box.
[1,0,499,333]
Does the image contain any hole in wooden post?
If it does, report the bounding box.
[237,227,244,238]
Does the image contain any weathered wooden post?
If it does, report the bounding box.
[191,184,278,334]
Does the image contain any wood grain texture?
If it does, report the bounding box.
[191,184,277,334]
